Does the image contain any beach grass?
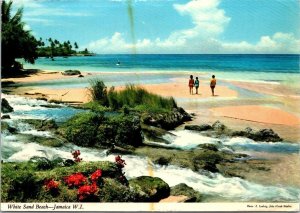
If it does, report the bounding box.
[89,79,177,113]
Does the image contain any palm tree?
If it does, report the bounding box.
[2,0,39,73]
[74,42,79,49]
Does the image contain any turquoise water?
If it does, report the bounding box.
[22,54,300,83]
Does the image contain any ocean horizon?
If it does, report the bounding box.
[19,54,300,86]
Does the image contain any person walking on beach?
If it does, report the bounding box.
[210,75,216,96]
[189,75,194,94]
[194,77,199,94]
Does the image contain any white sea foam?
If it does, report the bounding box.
[2,132,299,202]
[160,130,219,149]
[123,155,299,202]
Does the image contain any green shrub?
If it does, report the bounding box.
[88,79,108,106]
[60,112,104,147]
[83,101,110,113]
[1,162,39,202]
[96,115,143,148]
[59,112,142,148]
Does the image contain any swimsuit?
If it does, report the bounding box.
[210,79,216,88]
[189,79,194,88]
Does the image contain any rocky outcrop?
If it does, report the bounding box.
[141,107,192,130]
[212,120,227,132]
[141,124,175,144]
[184,121,283,142]
[129,176,170,202]
[231,127,282,142]
[170,183,202,202]
[1,114,11,119]
[192,150,223,173]
[1,98,13,113]
[61,70,81,76]
[21,119,58,131]
[184,124,212,132]
[153,156,171,166]
[198,143,219,151]
[1,122,17,134]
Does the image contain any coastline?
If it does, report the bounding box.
[2,68,300,199]
[2,68,300,142]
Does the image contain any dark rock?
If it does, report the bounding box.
[253,129,282,142]
[40,104,63,108]
[192,150,224,173]
[170,183,202,202]
[63,159,76,167]
[107,145,134,155]
[36,97,48,101]
[1,114,11,119]
[78,74,84,78]
[142,124,175,144]
[141,107,192,130]
[1,122,17,133]
[1,98,14,113]
[29,156,53,170]
[129,176,170,202]
[184,124,212,132]
[245,127,254,134]
[212,120,227,132]
[153,156,171,166]
[231,127,282,142]
[198,143,218,151]
[61,70,81,76]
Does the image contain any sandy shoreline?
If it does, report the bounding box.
[2,69,300,141]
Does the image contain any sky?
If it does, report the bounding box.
[12,0,300,54]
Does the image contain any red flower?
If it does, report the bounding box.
[44,179,59,191]
[90,169,102,182]
[77,183,98,201]
[72,150,82,162]
[115,155,126,168]
[64,173,86,188]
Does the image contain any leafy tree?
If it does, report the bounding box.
[1,0,39,73]
[74,42,79,49]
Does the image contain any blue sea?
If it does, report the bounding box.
[21,54,300,87]
[24,54,299,72]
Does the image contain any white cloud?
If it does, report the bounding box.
[174,0,230,37]
[12,0,43,8]
[12,0,91,18]
[222,33,300,53]
[85,0,300,54]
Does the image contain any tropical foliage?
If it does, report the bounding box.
[1,0,39,72]
[37,38,93,58]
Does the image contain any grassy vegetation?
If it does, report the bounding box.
[88,80,177,113]
[1,161,123,202]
